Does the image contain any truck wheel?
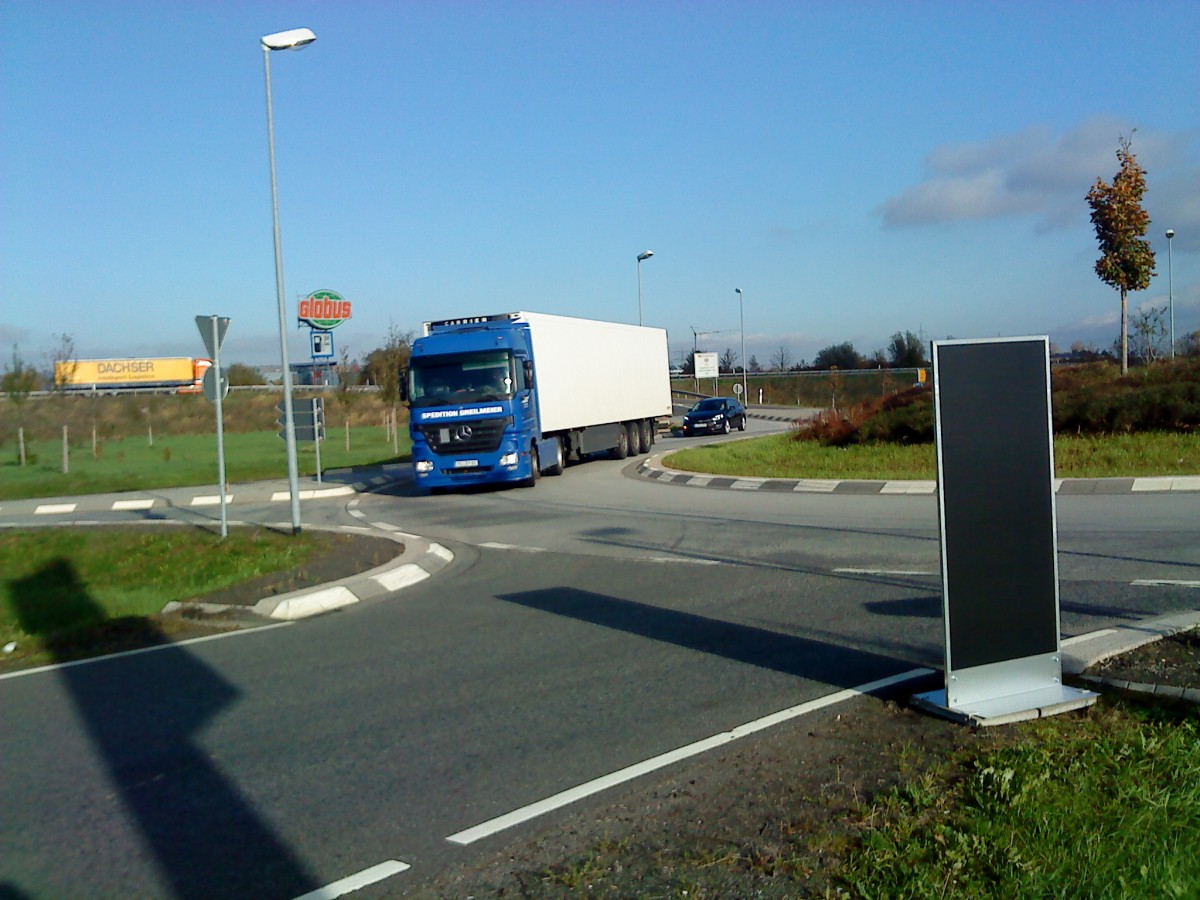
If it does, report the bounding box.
[522,446,540,487]
[611,427,629,459]
[544,438,565,476]
[627,422,642,456]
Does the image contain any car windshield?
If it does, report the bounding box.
[691,399,726,412]
[408,351,514,407]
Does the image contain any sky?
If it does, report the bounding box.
[2,1,1198,372]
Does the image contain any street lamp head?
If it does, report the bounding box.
[637,250,654,262]
[734,287,742,295]
[1166,229,1175,239]
[261,27,317,51]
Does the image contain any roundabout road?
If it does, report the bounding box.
[2,419,1198,897]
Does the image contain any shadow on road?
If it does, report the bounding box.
[498,586,925,690]
[8,559,319,899]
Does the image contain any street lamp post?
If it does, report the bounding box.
[734,288,749,404]
[636,250,654,326]
[261,27,316,534]
[1166,229,1175,359]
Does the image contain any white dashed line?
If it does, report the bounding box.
[34,503,77,515]
[111,499,155,511]
[1133,579,1200,588]
[191,495,233,506]
[480,542,546,552]
[291,860,410,900]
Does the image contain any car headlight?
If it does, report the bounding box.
[713,413,724,421]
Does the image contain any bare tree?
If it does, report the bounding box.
[1130,304,1168,364]
[769,345,793,372]
[719,346,738,374]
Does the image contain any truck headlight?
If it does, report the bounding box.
[415,460,434,474]
[499,452,519,467]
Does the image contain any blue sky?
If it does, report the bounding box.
[3,1,1198,370]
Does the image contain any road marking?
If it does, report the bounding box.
[111,499,155,511]
[833,567,935,576]
[270,487,355,502]
[292,860,410,900]
[645,556,723,566]
[370,521,401,531]
[730,478,766,490]
[480,542,546,552]
[446,667,933,846]
[192,495,233,506]
[372,564,430,592]
[792,480,837,493]
[1133,579,1200,588]
[430,543,453,562]
[0,622,295,681]
[34,503,77,514]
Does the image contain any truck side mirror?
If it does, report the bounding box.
[399,368,409,402]
[523,360,535,391]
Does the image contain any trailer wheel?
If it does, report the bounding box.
[627,422,642,456]
[544,438,565,476]
[611,427,629,460]
[639,419,653,450]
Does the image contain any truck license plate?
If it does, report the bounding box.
[453,459,479,468]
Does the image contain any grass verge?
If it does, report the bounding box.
[840,695,1200,897]
[0,428,412,501]
[663,430,1199,481]
[0,527,333,666]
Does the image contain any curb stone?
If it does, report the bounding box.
[161,526,454,622]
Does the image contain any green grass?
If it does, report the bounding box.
[0,527,333,663]
[840,697,1200,897]
[663,430,1199,481]
[0,428,412,501]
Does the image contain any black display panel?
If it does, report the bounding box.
[934,339,1058,670]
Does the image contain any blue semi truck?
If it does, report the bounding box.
[405,311,673,491]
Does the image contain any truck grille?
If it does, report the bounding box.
[417,417,508,454]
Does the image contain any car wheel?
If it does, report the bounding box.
[738,415,746,431]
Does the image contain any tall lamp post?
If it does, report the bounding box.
[734,288,748,404]
[636,250,654,325]
[1166,229,1175,359]
[262,26,316,534]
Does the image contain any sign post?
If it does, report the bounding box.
[279,397,325,483]
[914,336,1096,725]
[196,315,231,538]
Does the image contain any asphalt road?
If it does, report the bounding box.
[2,419,1198,897]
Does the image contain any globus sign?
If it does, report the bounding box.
[298,289,352,330]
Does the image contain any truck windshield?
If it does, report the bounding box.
[408,350,515,407]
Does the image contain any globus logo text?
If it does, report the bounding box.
[298,290,352,329]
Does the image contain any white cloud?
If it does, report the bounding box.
[879,117,1199,235]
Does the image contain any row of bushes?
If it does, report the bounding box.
[799,359,1200,446]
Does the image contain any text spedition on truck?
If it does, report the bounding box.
[405,312,672,491]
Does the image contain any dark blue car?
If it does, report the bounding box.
[681,397,747,436]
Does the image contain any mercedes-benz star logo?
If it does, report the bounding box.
[454,425,473,441]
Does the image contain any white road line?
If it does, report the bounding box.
[429,543,453,562]
[292,860,410,900]
[34,503,77,515]
[1132,579,1200,588]
[111,499,155,511]
[0,622,295,681]
[480,542,546,552]
[446,667,933,846]
[191,495,233,506]
[833,567,935,576]
[645,557,723,566]
[271,488,354,501]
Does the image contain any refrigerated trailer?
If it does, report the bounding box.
[405,311,672,491]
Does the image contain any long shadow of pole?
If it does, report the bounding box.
[9,559,319,899]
